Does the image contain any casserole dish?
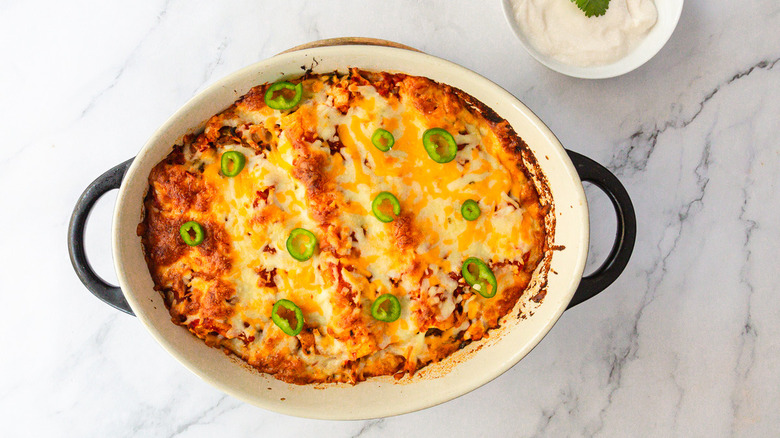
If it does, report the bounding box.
[68,39,635,419]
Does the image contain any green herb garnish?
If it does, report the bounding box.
[570,0,610,17]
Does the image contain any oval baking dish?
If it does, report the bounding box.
[68,41,635,420]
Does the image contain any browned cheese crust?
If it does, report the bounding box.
[139,69,551,384]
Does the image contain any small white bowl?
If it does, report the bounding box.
[502,0,684,79]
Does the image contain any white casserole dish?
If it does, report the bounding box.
[68,41,635,420]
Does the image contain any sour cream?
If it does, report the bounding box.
[510,0,658,67]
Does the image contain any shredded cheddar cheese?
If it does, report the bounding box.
[138,69,549,384]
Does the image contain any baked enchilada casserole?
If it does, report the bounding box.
[138,69,551,384]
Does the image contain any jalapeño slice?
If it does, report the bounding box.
[371,191,401,223]
[286,228,318,261]
[461,257,498,298]
[220,151,246,177]
[371,128,395,152]
[371,294,401,322]
[264,81,303,110]
[461,199,481,221]
[179,221,204,246]
[422,128,457,163]
[271,299,304,336]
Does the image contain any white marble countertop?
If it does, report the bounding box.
[2,0,778,436]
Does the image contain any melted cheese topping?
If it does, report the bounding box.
[139,70,548,384]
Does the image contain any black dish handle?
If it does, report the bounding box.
[68,158,136,316]
[565,150,636,309]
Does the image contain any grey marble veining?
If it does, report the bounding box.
[1,0,778,436]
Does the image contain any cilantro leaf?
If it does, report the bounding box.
[570,0,611,17]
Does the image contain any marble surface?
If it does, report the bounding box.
[1,0,778,436]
